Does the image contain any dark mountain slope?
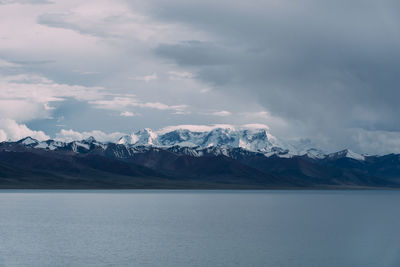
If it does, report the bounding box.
[0,139,399,189]
[125,149,283,186]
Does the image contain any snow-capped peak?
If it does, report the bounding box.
[145,124,278,152]
[118,128,157,146]
[343,149,365,161]
[83,136,96,143]
[304,148,326,159]
[118,134,135,145]
[19,137,39,145]
[328,149,365,161]
[116,124,279,152]
[11,126,370,162]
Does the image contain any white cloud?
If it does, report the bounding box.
[0,118,49,141]
[0,74,105,102]
[141,102,187,111]
[240,110,288,130]
[0,1,111,66]
[132,73,158,82]
[199,110,232,117]
[168,71,194,80]
[0,58,19,68]
[55,129,124,143]
[36,0,200,43]
[120,111,134,117]
[0,100,51,122]
[0,129,7,141]
[90,96,187,112]
[172,110,190,115]
[77,71,101,75]
[0,72,190,122]
[211,110,231,117]
[0,74,106,121]
[200,87,212,93]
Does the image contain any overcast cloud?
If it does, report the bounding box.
[0,0,399,154]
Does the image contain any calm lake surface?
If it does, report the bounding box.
[0,190,399,267]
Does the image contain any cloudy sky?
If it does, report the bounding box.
[0,0,399,154]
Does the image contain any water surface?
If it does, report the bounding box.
[0,190,399,266]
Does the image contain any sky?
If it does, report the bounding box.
[0,0,400,154]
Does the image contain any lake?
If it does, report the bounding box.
[0,190,399,266]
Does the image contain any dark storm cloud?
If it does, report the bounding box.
[155,41,237,66]
[147,0,400,151]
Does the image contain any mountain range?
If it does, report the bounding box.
[0,125,399,189]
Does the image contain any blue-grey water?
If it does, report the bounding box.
[0,190,399,267]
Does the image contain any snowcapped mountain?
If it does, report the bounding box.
[114,124,331,158]
[18,137,39,146]
[16,136,106,153]
[304,148,327,159]
[118,124,284,152]
[327,149,365,161]
[118,128,157,146]
[7,125,291,159]
[3,126,400,189]
[3,125,373,161]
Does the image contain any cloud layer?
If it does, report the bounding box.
[0,119,49,141]
[0,0,399,154]
[146,0,400,152]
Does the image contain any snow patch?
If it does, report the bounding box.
[21,137,38,145]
